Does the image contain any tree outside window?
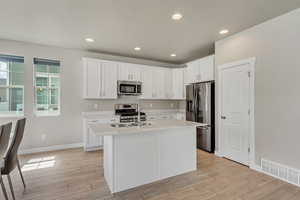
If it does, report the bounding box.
[0,55,24,116]
[34,58,60,116]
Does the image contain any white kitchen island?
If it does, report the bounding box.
[89,120,204,193]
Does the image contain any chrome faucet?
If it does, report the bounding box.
[137,103,141,124]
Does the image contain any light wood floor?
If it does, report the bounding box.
[2,148,300,200]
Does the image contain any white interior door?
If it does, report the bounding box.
[220,63,251,166]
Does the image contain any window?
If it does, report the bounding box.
[34,58,60,116]
[0,54,24,116]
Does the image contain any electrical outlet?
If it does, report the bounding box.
[170,103,174,108]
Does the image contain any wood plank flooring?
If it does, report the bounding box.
[2,148,300,200]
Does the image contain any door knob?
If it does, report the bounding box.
[221,116,226,119]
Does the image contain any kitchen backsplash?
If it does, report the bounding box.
[82,97,182,112]
[178,100,186,110]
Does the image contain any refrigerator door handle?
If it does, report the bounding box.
[193,85,197,121]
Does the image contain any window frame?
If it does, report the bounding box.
[0,56,25,117]
[33,58,61,117]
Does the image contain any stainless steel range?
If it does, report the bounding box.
[115,104,146,123]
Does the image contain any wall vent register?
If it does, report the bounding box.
[261,158,300,187]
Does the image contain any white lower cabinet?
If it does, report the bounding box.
[83,118,111,151]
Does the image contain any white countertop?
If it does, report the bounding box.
[82,109,185,120]
[89,120,206,136]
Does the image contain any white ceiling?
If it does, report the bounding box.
[0,0,299,64]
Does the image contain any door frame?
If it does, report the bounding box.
[217,57,256,167]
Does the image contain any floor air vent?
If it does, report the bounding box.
[261,159,300,186]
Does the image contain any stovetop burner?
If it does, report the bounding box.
[120,112,146,117]
[114,104,147,123]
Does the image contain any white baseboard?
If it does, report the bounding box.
[214,150,223,157]
[250,163,262,172]
[19,143,83,155]
[84,146,103,152]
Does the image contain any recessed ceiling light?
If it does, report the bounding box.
[170,53,177,57]
[219,29,229,35]
[172,13,183,20]
[134,47,141,51]
[85,38,95,42]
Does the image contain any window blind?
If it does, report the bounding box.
[33,58,60,66]
[0,54,24,63]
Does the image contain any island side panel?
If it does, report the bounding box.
[158,126,197,179]
[103,135,114,192]
[114,133,160,192]
[109,126,197,193]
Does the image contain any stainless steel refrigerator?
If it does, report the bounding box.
[186,81,215,153]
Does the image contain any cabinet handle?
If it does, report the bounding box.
[102,66,105,97]
[99,66,102,97]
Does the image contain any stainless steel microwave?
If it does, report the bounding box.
[117,80,142,96]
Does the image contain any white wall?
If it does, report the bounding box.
[0,39,180,151]
[215,8,300,168]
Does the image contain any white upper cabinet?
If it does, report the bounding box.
[171,68,185,100]
[83,58,100,99]
[83,57,187,100]
[164,68,173,99]
[199,55,214,82]
[152,68,165,99]
[118,63,141,81]
[141,66,171,100]
[184,55,215,84]
[140,66,154,99]
[83,58,118,99]
[101,61,118,99]
[185,60,200,84]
